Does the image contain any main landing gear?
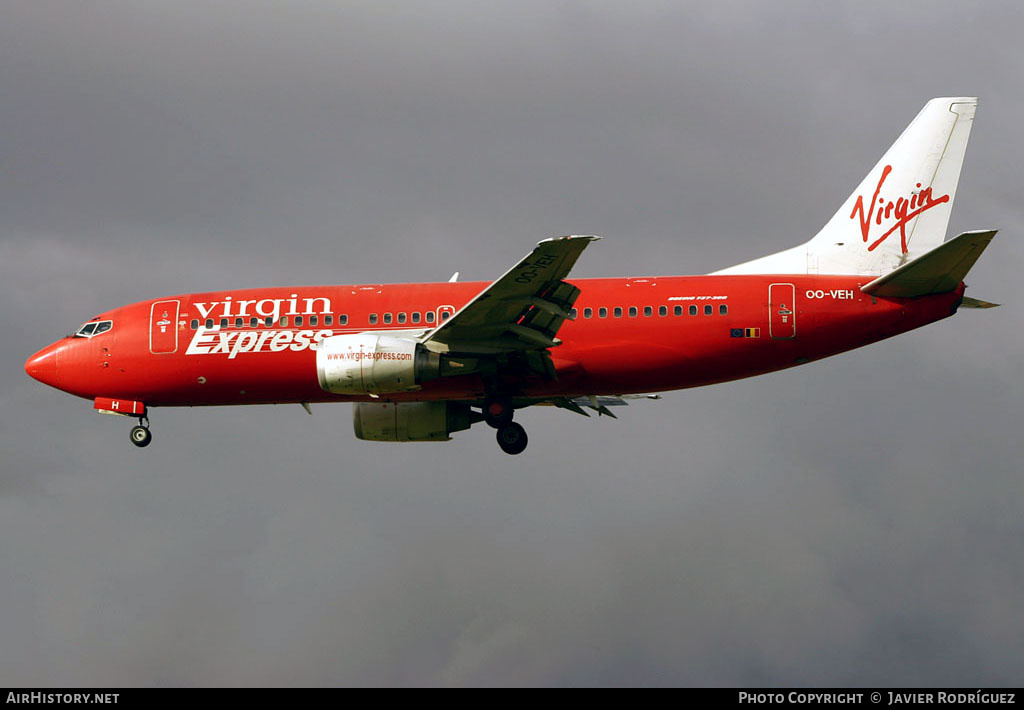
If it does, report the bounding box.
[483,396,528,455]
[495,421,528,455]
[130,416,152,448]
[483,397,514,429]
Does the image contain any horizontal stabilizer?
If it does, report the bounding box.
[861,229,996,298]
[959,296,1000,308]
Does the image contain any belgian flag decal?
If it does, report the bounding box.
[730,328,761,338]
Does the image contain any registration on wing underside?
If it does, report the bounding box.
[422,235,600,354]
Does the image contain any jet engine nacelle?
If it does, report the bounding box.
[353,401,474,442]
[316,333,438,395]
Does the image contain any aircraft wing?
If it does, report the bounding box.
[421,235,600,356]
[546,394,662,418]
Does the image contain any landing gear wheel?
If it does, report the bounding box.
[483,397,514,429]
[130,425,152,448]
[496,422,528,455]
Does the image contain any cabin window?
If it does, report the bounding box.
[369,313,378,325]
[674,306,683,316]
[704,305,712,315]
[614,307,623,318]
[279,316,288,327]
[383,313,392,324]
[426,312,435,323]
[206,318,215,328]
[688,306,697,316]
[235,317,243,328]
[644,306,653,317]
[659,305,667,316]
[398,312,407,324]
[584,307,593,319]
[441,311,451,321]
[719,304,728,315]
[295,316,304,326]
[250,317,259,328]
[190,319,199,330]
[265,316,274,327]
[599,307,608,318]
[411,312,421,324]
[628,306,637,317]
[570,308,578,319]
[338,314,348,325]
[324,315,333,326]
[309,315,318,326]
[221,318,230,328]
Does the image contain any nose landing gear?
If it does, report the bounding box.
[130,416,152,448]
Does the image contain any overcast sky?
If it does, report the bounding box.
[2,1,1022,686]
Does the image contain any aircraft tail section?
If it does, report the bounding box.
[716,97,979,277]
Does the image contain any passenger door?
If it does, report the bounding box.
[150,300,180,354]
[768,283,796,339]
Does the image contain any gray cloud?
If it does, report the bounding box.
[2,1,1022,686]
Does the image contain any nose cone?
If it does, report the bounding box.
[25,342,62,388]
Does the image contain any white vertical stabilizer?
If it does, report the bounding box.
[715,97,977,277]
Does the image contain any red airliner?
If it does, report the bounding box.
[25,97,997,454]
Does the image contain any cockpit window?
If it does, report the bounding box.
[75,320,113,338]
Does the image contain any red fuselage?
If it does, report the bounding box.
[26,274,963,407]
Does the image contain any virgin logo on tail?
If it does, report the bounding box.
[850,165,950,253]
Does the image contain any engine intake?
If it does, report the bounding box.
[317,333,438,395]
[353,401,474,442]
